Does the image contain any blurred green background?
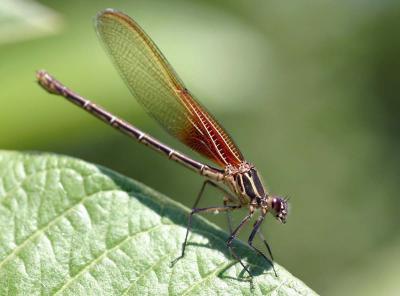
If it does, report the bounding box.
[1,0,399,294]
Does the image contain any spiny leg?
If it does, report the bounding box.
[202,181,237,234]
[191,180,237,209]
[172,180,239,266]
[226,210,254,277]
[258,230,275,263]
[247,214,278,277]
[224,197,234,234]
[172,204,241,265]
[181,179,237,251]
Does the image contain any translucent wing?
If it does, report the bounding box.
[96,9,244,167]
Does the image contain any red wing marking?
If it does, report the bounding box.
[178,90,243,167]
[96,9,244,168]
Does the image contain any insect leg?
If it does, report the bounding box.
[190,180,237,235]
[248,214,277,277]
[191,180,236,208]
[172,180,238,266]
[226,210,254,277]
[172,204,241,265]
[201,180,237,234]
[258,230,275,263]
[223,197,234,234]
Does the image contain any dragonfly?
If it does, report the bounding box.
[36,8,288,278]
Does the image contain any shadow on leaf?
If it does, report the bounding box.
[100,166,274,280]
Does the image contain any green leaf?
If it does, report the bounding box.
[0,151,316,295]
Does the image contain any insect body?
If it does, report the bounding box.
[37,8,288,278]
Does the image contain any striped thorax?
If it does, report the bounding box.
[225,161,288,223]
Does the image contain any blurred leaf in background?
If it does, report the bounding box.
[0,0,61,44]
[0,0,399,295]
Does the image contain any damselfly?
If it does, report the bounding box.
[36,9,288,278]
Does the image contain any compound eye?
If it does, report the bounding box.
[272,198,282,213]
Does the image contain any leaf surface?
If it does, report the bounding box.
[0,151,317,295]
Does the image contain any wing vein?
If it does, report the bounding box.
[96,9,244,167]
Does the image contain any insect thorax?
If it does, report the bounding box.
[224,162,266,205]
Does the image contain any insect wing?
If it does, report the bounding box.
[96,9,244,167]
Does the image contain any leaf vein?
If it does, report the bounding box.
[54,223,166,295]
[0,189,119,269]
[0,167,87,202]
[121,247,176,295]
[180,260,234,296]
